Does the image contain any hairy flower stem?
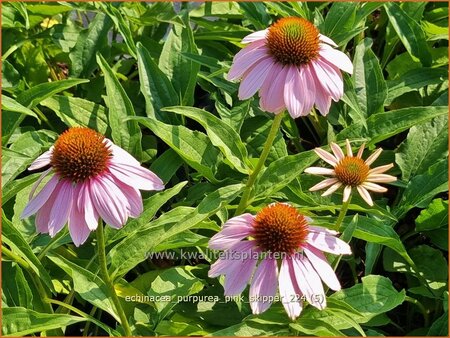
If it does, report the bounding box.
[234,112,284,216]
[333,196,352,231]
[96,221,132,336]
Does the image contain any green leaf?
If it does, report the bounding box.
[332,275,405,319]
[130,116,221,182]
[2,173,40,206]
[69,12,113,77]
[2,212,54,293]
[162,106,250,174]
[149,149,184,183]
[337,106,448,145]
[416,198,448,231]
[238,2,270,30]
[290,319,343,336]
[41,95,108,134]
[254,151,318,199]
[136,42,179,122]
[2,307,86,337]
[394,159,448,218]
[428,311,449,336]
[384,2,432,66]
[96,53,142,157]
[396,115,448,181]
[353,38,387,116]
[2,263,33,308]
[158,12,200,106]
[46,253,120,322]
[2,95,39,120]
[109,184,243,278]
[322,2,359,46]
[16,79,89,109]
[385,67,448,105]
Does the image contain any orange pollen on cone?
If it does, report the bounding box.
[50,127,111,183]
[334,157,370,186]
[266,17,320,66]
[252,203,309,254]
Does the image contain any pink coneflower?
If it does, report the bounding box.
[305,139,397,206]
[208,203,351,320]
[21,127,164,246]
[228,17,353,118]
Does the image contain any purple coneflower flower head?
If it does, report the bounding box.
[21,127,164,246]
[305,139,397,206]
[228,17,353,118]
[208,203,351,320]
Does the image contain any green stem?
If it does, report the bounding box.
[333,196,352,231]
[38,228,67,260]
[96,221,132,336]
[234,112,284,216]
[405,295,430,327]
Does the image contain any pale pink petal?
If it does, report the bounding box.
[304,167,335,175]
[242,29,268,43]
[79,184,99,231]
[108,162,164,191]
[304,244,341,291]
[365,148,383,166]
[319,34,338,47]
[106,140,140,166]
[307,231,352,255]
[238,57,274,99]
[343,185,352,202]
[313,148,338,166]
[209,214,254,250]
[308,225,339,236]
[369,163,394,175]
[357,185,374,206]
[208,241,255,277]
[357,143,365,158]
[48,180,74,237]
[311,66,332,116]
[279,257,303,320]
[29,168,53,199]
[35,183,62,234]
[227,41,267,80]
[312,59,343,101]
[361,182,388,193]
[260,65,289,113]
[367,174,397,183]
[330,142,345,161]
[224,252,259,296]
[299,65,316,116]
[113,178,143,218]
[309,178,339,192]
[345,139,353,157]
[293,256,326,310]
[319,44,353,74]
[250,257,278,315]
[321,182,342,196]
[21,175,59,218]
[68,186,91,247]
[28,147,53,171]
[89,177,128,229]
[284,66,304,118]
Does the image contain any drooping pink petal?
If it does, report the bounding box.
[28,147,53,170]
[293,256,326,310]
[105,139,140,166]
[68,186,91,247]
[357,143,366,158]
[108,162,164,191]
[239,57,275,99]
[307,231,352,255]
[312,59,343,101]
[300,65,317,116]
[223,248,259,296]
[228,42,269,81]
[313,148,338,166]
[259,65,289,113]
[319,44,353,74]
[284,66,304,118]
[345,139,353,157]
[250,257,278,315]
[303,244,341,291]
[308,225,339,236]
[113,178,143,218]
[48,180,74,237]
[343,185,352,202]
[29,168,53,200]
[208,241,255,277]
[21,175,60,219]
[330,142,345,161]
[279,257,303,320]
[35,183,62,234]
[209,214,254,250]
[304,167,335,176]
[319,34,338,47]
[356,185,374,206]
[369,163,394,175]
[365,148,383,166]
[79,184,99,231]
[361,182,388,193]
[366,174,397,183]
[309,178,339,191]
[321,182,342,196]
[242,29,268,44]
